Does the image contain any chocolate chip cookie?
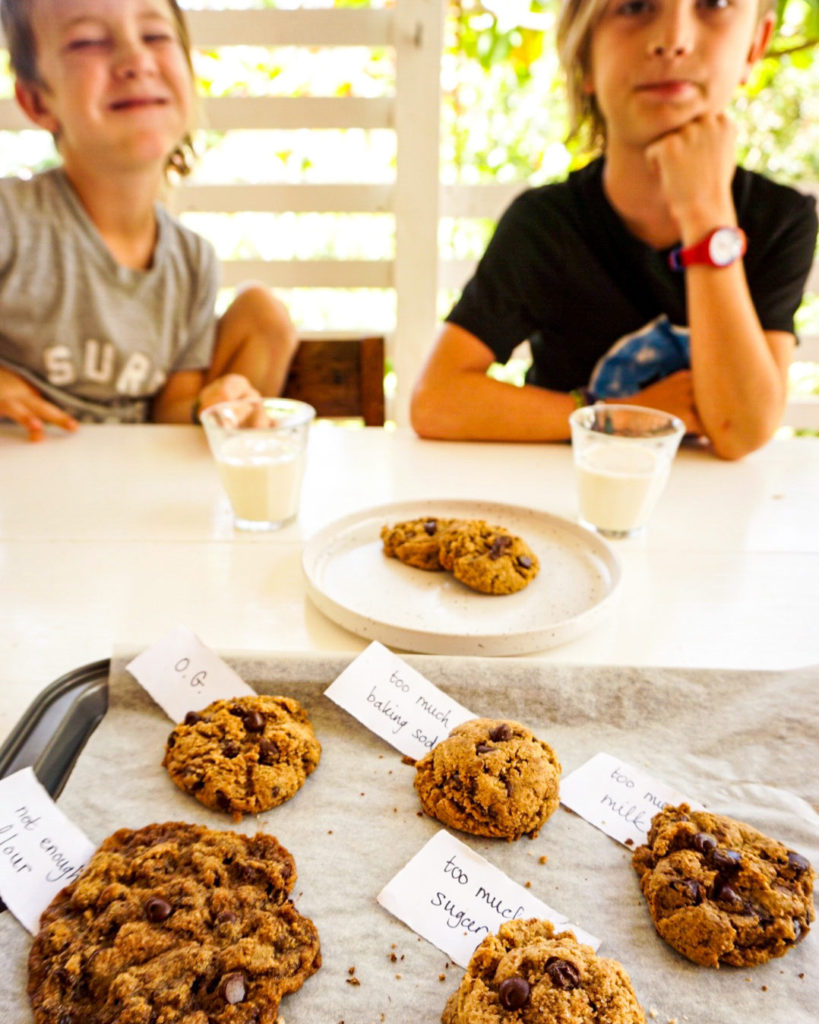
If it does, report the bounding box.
[439,520,539,595]
[632,803,815,967]
[163,694,321,821]
[414,718,561,840]
[380,516,461,570]
[442,918,645,1024]
[28,821,321,1024]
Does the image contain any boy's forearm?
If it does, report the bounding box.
[410,371,577,442]
[686,264,791,459]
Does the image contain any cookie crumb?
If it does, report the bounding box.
[525,880,531,888]
[345,977,360,987]
[761,985,768,991]
[625,837,634,846]
[439,973,446,982]
[395,973,402,980]
[389,953,397,963]
[539,855,547,864]
[402,755,416,766]
[649,1009,658,1020]
[348,966,356,975]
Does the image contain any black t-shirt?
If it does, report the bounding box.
[447,158,818,397]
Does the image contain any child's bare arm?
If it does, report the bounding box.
[0,366,78,441]
[410,323,581,441]
[647,113,792,459]
[151,369,261,424]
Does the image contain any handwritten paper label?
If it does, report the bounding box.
[560,752,696,848]
[126,625,256,722]
[0,768,97,933]
[324,642,474,760]
[377,830,599,967]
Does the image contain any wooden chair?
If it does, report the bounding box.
[283,335,386,426]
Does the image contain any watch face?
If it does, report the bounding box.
[708,228,742,266]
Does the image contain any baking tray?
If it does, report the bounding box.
[1,656,816,1024]
[0,658,109,797]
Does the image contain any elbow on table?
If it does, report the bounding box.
[707,420,779,461]
[409,384,449,439]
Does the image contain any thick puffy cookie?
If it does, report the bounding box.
[442,918,645,1024]
[439,520,539,594]
[28,822,321,1024]
[632,803,815,967]
[414,718,561,840]
[381,516,461,570]
[163,694,321,820]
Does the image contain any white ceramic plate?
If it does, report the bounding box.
[302,499,621,656]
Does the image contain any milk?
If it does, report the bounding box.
[215,434,304,527]
[576,441,668,535]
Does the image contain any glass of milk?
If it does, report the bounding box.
[569,404,685,539]
[200,397,315,531]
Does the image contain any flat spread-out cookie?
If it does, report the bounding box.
[439,520,539,594]
[163,694,321,820]
[414,718,561,840]
[28,821,321,1024]
[632,803,815,967]
[442,918,645,1024]
[380,516,461,570]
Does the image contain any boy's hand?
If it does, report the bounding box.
[626,369,704,437]
[0,367,78,441]
[197,373,262,414]
[646,113,738,241]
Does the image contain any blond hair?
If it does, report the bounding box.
[0,0,197,176]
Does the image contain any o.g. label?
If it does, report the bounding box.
[324,642,474,760]
[126,625,255,723]
[0,768,96,933]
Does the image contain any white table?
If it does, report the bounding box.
[2,423,818,742]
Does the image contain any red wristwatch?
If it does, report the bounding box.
[669,226,747,271]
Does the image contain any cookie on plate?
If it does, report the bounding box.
[439,520,539,595]
[381,516,461,570]
[442,918,645,1024]
[414,718,561,840]
[632,803,815,967]
[28,821,321,1024]
[163,694,321,820]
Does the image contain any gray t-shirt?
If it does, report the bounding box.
[0,168,218,422]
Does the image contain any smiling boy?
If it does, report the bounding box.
[0,0,297,440]
[410,0,817,459]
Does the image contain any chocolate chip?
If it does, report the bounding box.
[258,738,280,765]
[216,790,233,813]
[498,975,530,1010]
[145,896,172,922]
[488,535,513,560]
[714,881,744,909]
[787,851,811,873]
[242,710,265,733]
[216,910,238,925]
[678,878,704,904]
[517,555,532,569]
[792,918,806,943]
[184,711,201,726]
[691,832,717,855]
[220,971,247,1004]
[489,723,513,742]
[222,741,240,759]
[545,957,581,989]
[476,743,495,754]
[423,519,437,536]
[711,849,742,871]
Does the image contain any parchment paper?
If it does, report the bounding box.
[1,653,817,1024]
